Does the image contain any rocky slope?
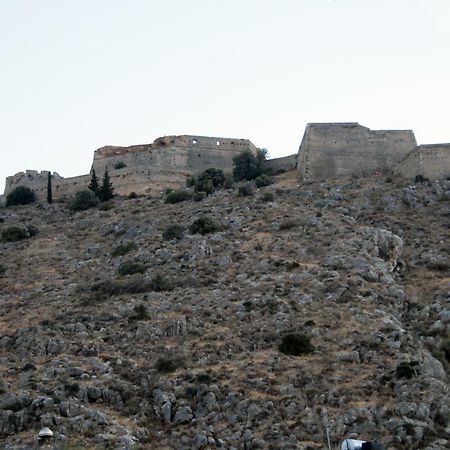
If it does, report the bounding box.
[0,173,449,449]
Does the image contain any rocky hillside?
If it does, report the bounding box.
[0,173,449,449]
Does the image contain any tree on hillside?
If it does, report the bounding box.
[88,169,100,197]
[99,168,114,201]
[232,148,268,181]
[47,172,53,204]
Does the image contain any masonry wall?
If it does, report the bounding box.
[263,154,297,174]
[2,135,258,201]
[297,123,417,181]
[393,144,450,180]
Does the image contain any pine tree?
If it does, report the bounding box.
[99,168,114,201]
[47,171,53,204]
[88,169,100,197]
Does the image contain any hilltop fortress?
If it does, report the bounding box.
[1,123,449,203]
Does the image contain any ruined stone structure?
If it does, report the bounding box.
[393,144,450,180]
[2,125,449,205]
[297,123,417,181]
[1,135,257,202]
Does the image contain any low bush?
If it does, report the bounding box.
[279,220,298,231]
[118,261,146,276]
[255,174,274,187]
[186,175,197,188]
[151,273,172,292]
[1,225,31,242]
[223,172,234,189]
[156,356,183,373]
[194,191,206,202]
[396,361,420,379]
[261,192,274,202]
[70,190,98,211]
[190,216,220,235]
[26,224,39,237]
[98,201,114,211]
[238,184,254,197]
[0,264,6,277]
[6,186,36,207]
[127,192,138,199]
[129,304,150,322]
[111,241,137,257]
[165,190,192,204]
[278,333,314,356]
[163,224,185,241]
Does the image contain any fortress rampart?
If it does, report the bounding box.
[297,123,417,181]
[2,125,449,205]
[1,135,257,202]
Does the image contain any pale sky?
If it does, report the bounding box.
[1,0,449,193]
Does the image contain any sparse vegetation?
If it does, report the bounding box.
[118,261,146,276]
[278,333,314,356]
[128,191,138,199]
[111,241,137,257]
[156,356,183,373]
[129,304,150,322]
[254,174,274,187]
[396,361,420,379]
[261,192,274,202]
[1,225,31,242]
[98,201,114,211]
[189,216,220,235]
[162,224,185,240]
[193,191,206,202]
[238,184,254,197]
[0,264,6,277]
[6,186,36,207]
[70,190,98,211]
[165,190,192,204]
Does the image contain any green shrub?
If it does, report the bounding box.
[118,261,146,276]
[190,216,220,235]
[194,191,206,202]
[111,241,137,257]
[98,201,114,211]
[186,175,197,188]
[64,383,80,395]
[255,174,274,187]
[114,161,127,169]
[150,273,172,292]
[70,190,98,211]
[128,192,138,199]
[223,173,234,189]
[232,148,267,181]
[238,184,254,197]
[165,190,192,204]
[195,168,225,195]
[278,333,314,356]
[261,192,274,202]
[26,224,39,237]
[162,224,185,241]
[279,220,298,231]
[0,265,6,277]
[6,186,36,207]
[129,304,149,322]
[396,361,420,379]
[1,225,30,242]
[156,356,183,373]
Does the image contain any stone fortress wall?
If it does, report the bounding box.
[297,123,417,181]
[1,125,449,205]
[1,135,257,203]
[393,144,450,180]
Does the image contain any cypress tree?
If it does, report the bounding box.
[100,168,114,201]
[88,169,100,197]
[47,171,53,204]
